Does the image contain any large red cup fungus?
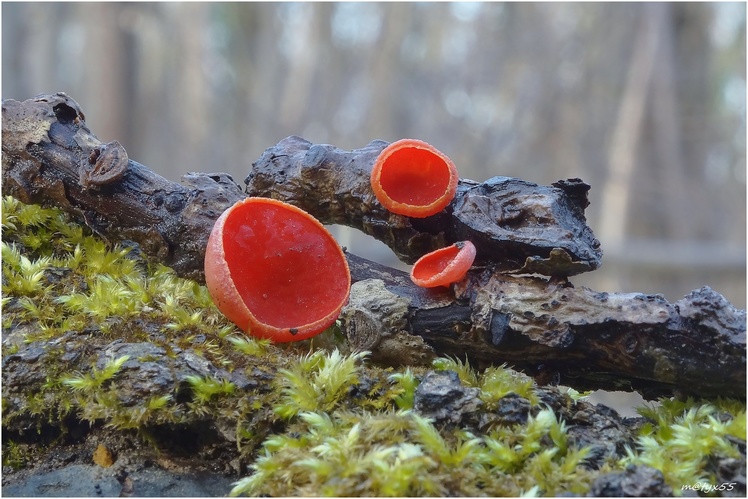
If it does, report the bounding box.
[410,240,477,288]
[204,198,351,342]
[371,138,459,218]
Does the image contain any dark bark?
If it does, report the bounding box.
[1,93,244,282]
[344,253,746,399]
[247,135,603,275]
[2,93,745,399]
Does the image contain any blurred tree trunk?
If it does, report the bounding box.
[278,4,321,131]
[598,5,658,250]
[367,3,411,141]
[231,4,284,159]
[2,4,61,98]
[173,4,211,171]
[83,3,130,144]
[649,3,690,240]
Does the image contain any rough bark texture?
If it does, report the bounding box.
[343,254,746,399]
[1,93,244,282]
[2,93,745,399]
[247,135,603,275]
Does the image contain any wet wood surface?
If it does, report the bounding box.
[3,93,744,399]
[247,135,602,275]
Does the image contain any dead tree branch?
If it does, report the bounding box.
[2,93,744,399]
[247,135,602,276]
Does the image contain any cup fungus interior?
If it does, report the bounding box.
[410,240,477,288]
[372,139,458,218]
[205,198,350,342]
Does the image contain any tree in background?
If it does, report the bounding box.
[2,2,745,306]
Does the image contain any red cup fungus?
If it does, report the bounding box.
[371,138,459,218]
[204,197,351,342]
[410,240,477,288]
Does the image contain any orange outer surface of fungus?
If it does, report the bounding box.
[410,240,477,288]
[371,138,459,218]
[204,198,351,342]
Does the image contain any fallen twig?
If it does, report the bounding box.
[2,93,744,399]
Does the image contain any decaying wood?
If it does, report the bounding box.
[1,93,244,282]
[2,93,745,399]
[247,135,602,276]
[344,253,746,399]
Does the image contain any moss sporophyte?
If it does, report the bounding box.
[2,196,745,496]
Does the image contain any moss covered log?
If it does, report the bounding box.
[1,196,745,496]
[2,93,745,400]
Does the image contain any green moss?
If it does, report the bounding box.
[227,334,271,357]
[2,440,31,470]
[186,375,236,403]
[1,196,236,344]
[388,368,419,410]
[432,357,539,408]
[230,406,600,496]
[625,397,746,493]
[274,349,369,419]
[2,196,745,497]
[61,355,130,393]
[1,196,246,431]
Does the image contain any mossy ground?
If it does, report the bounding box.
[2,196,745,496]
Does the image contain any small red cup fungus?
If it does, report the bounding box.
[204,197,351,342]
[410,240,477,288]
[371,138,459,218]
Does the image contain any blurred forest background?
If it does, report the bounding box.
[3,2,746,310]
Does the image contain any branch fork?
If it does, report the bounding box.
[2,93,744,399]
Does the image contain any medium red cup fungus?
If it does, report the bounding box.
[204,198,351,342]
[371,138,459,218]
[410,240,477,288]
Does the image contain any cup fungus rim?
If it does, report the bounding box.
[410,240,477,288]
[204,197,351,342]
[371,138,459,218]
